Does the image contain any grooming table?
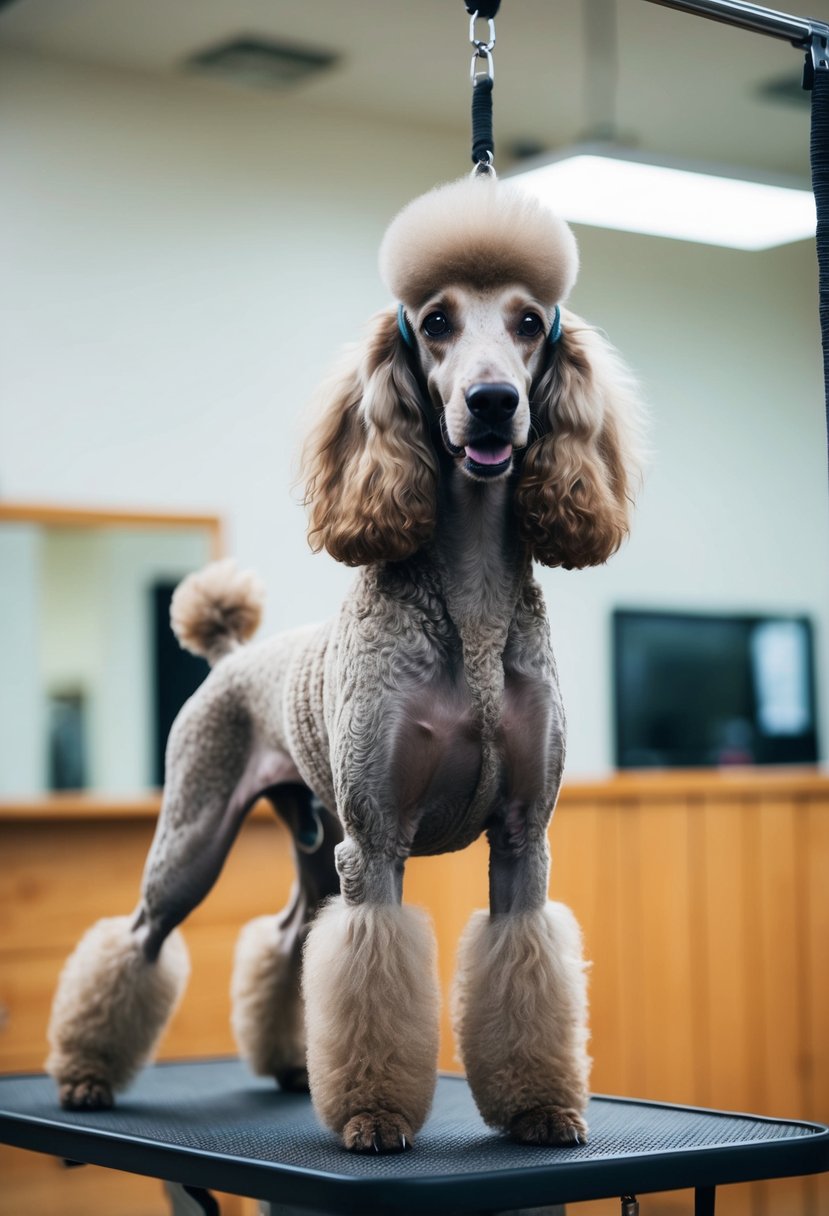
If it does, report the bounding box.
[0,1059,827,1216]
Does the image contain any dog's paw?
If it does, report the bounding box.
[342,1111,414,1153]
[59,1078,114,1111]
[508,1106,588,1147]
[275,1065,309,1093]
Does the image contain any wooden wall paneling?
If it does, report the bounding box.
[700,796,752,1116]
[0,821,155,953]
[686,795,712,1110]
[183,810,295,932]
[0,820,154,1074]
[802,792,829,1121]
[550,799,630,1100]
[0,1144,257,1216]
[755,793,807,1121]
[0,812,295,1072]
[0,1145,171,1216]
[635,794,699,1105]
[0,949,77,1072]
[162,924,247,1058]
[406,836,490,1072]
[2,774,828,1215]
[0,810,294,1216]
[717,787,817,1216]
[614,797,648,1099]
[0,806,294,955]
[739,796,768,1127]
[802,792,829,1216]
[698,795,754,1216]
[156,812,296,1060]
[585,802,629,1101]
[750,792,809,1216]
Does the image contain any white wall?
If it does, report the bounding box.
[2,49,827,777]
[0,525,42,794]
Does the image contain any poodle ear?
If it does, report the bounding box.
[515,311,644,569]
[302,307,438,566]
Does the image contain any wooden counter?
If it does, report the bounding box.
[1,769,827,1215]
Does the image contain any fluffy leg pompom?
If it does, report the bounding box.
[46,916,190,1109]
[302,898,440,1152]
[231,914,307,1090]
[453,901,590,1146]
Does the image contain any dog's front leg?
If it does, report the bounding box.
[302,818,440,1152]
[453,820,591,1146]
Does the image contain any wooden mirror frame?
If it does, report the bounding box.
[0,502,224,819]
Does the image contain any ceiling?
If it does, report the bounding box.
[1,0,827,177]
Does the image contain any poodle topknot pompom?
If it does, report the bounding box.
[378,175,579,311]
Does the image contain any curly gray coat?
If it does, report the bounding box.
[47,176,644,1153]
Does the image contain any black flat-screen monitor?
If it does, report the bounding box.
[613,609,819,769]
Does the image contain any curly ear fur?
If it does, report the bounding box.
[302,308,438,566]
[515,311,644,569]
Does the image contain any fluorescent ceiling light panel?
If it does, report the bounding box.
[510,149,816,250]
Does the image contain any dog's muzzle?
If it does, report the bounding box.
[458,382,519,478]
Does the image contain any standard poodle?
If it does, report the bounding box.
[46,174,644,1154]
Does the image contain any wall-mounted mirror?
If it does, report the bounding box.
[0,504,222,803]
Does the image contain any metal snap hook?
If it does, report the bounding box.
[469,11,496,52]
[470,46,494,82]
[470,152,496,178]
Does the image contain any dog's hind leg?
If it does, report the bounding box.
[45,913,190,1112]
[231,785,341,1091]
[452,823,591,1147]
[46,681,279,1110]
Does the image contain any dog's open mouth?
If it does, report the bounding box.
[440,415,513,478]
[463,441,513,477]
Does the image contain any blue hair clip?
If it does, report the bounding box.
[549,305,563,345]
[397,303,414,349]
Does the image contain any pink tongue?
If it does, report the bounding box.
[464,443,512,466]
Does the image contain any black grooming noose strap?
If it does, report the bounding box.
[471,76,494,167]
[464,1,500,17]
[467,4,498,170]
[810,62,829,487]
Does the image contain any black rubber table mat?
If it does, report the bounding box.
[1,1059,827,1214]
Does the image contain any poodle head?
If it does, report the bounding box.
[303,176,643,569]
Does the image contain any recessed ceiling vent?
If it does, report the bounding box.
[184,36,340,90]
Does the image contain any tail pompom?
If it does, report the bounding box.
[170,558,265,665]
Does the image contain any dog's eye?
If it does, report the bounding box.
[422,311,452,338]
[518,313,544,338]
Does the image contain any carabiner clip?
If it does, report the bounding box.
[470,46,494,83]
[469,12,496,53]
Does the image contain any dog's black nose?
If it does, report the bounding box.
[465,382,519,423]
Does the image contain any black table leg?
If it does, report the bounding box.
[164,1181,221,1215]
[695,1186,716,1216]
